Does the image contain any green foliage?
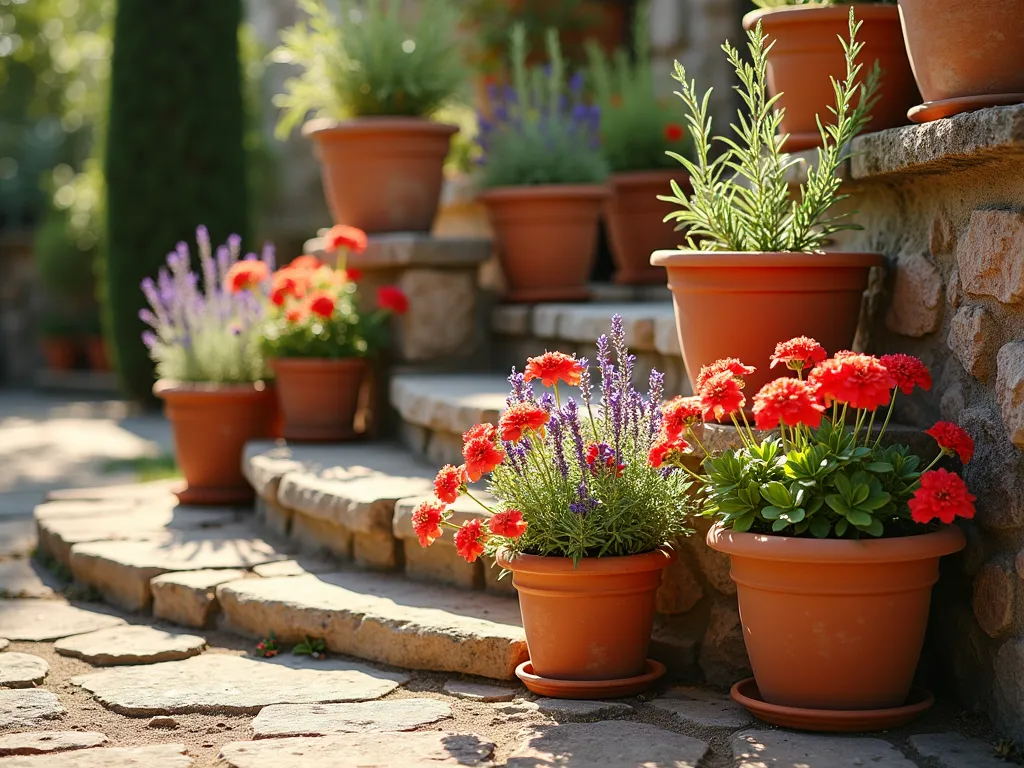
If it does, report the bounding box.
[262,304,390,360]
[661,9,881,252]
[272,0,466,137]
[105,0,249,401]
[293,637,326,658]
[586,1,692,173]
[102,455,180,482]
[478,27,608,189]
[33,206,96,300]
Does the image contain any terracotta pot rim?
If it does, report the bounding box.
[651,249,884,268]
[743,3,899,30]
[706,523,966,563]
[608,169,685,185]
[302,116,459,139]
[480,184,611,203]
[495,545,677,575]
[153,379,273,398]
[269,356,370,370]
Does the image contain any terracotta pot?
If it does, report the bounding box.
[481,184,609,302]
[496,547,675,682]
[650,250,882,395]
[84,335,109,371]
[898,0,1024,123]
[41,337,78,371]
[155,381,276,506]
[304,117,458,234]
[707,524,965,710]
[604,170,687,285]
[270,357,368,442]
[743,5,917,151]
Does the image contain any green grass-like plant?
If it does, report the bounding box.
[660,9,881,252]
[272,0,466,137]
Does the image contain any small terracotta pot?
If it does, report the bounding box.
[650,250,882,395]
[744,5,917,150]
[84,335,109,371]
[707,524,965,710]
[604,170,687,285]
[496,547,676,683]
[481,184,609,302]
[270,357,368,442]
[304,117,457,234]
[898,0,1024,123]
[41,337,78,371]
[155,381,276,506]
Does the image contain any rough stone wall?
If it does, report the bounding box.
[826,129,1024,739]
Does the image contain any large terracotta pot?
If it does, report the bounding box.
[496,548,675,682]
[604,170,687,285]
[304,118,458,234]
[41,337,77,371]
[84,335,109,371]
[708,524,965,710]
[650,250,882,395]
[155,381,276,506]
[481,184,609,302]
[898,0,1024,123]
[270,357,368,442]
[743,5,917,151]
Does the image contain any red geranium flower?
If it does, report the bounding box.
[664,123,685,142]
[699,370,746,422]
[661,396,703,439]
[411,500,446,547]
[648,433,689,468]
[751,377,826,431]
[324,224,368,254]
[454,518,487,563]
[770,336,827,372]
[880,353,932,395]
[463,437,506,481]
[925,421,975,463]
[695,358,756,390]
[270,270,309,306]
[808,354,894,411]
[524,352,584,388]
[224,260,269,293]
[585,442,625,477]
[433,464,467,504]
[489,509,528,539]
[289,254,322,271]
[377,285,409,315]
[463,423,498,443]
[344,268,363,282]
[285,305,309,324]
[908,469,976,524]
[308,290,336,319]
[499,402,549,442]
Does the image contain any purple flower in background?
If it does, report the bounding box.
[569,483,599,516]
[549,414,568,477]
[648,369,664,437]
[562,399,588,475]
[539,392,556,412]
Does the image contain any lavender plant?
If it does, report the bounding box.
[139,226,274,384]
[478,25,608,189]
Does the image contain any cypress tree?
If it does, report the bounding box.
[104,0,249,401]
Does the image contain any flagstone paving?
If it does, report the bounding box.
[731,730,917,768]
[0,559,62,599]
[531,698,634,719]
[0,731,107,757]
[651,687,753,730]
[53,626,206,666]
[0,654,48,688]
[0,641,7,652]
[0,690,64,729]
[0,743,191,767]
[907,733,1010,768]
[0,600,125,642]
[443,680,517,702]
[250,698,453,738]
[506,721,709,768]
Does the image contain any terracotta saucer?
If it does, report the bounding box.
[908,93,1024,123]
[730,678,934,733]
[174,484,254,507]
[515,659,665,700]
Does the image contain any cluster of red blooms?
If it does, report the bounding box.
[655,337,977,527]
[412,350,585,563]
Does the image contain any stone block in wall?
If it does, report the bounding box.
[994,639,1024,743]
[884,251,943,337]
[656,546,704,615]
[972,563,1016,638]
[996,342,1024,449]
[684,517,736,597]
[698,597,750,689]
[948,305,996,381]
[353,528,400,570]
[960,407,1024,531]
[957,210,1024,305]
[290,511,354,560]
[255,493,292,539]
[930,211,958,257]
[402,540,483,590]
[484,560,517,597]
[947,268,962,309]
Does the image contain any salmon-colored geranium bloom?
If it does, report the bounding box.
[463,436,505,482]
[489,509,528,538]
[925,421,974,463]
[751,377,826,431]
[224,260,269,293]
[880,353,932,395]
[411,500,446,547]
[289,254,322,271]
[524,351,584,388]
[433,464,467,504]
[270,270,309,306]
[699,370,746,422]
[695,358,755,390]
[648,434,689,468]
[770,336,827,372]
[454,518,487,562]
[908,469,976,524]
[661,396,703,439]
[499,402,549,442]
[324,225,368,254]
[285,305,309,324]
[808,354,894,411]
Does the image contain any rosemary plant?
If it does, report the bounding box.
[660,9,881,252]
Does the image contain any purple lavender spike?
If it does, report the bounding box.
[549,414,568,478]
[648,369,664,438]
[141,331,158,349]
[562,399,588,475]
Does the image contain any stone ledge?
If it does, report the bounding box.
[303,232,492,269]
[492,302,676,354]
[390,374,511,435]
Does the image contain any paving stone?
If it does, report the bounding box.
[390,373,509,435]
[506,720,709,768]
[651,687,752,729]
[54,625,206,666]
[534,698,633,719]
[0,558,63,598]
[0,639,7,651]
[0,600,125,641]
[0,689,65,728]
[216,572,526,680]
[251,698,452,738]
[150,569,249,628]
[218,732,495,768]
[147,716,178,729]
[533,303,674,351]
[0,517,36,558]
[0,743,192,767]
[0,653,48,687]
[443,680,517,702]
[251,558,335,577]
[0,731,107,757]
[909,733,1007,768]
[67,527,289,611]
[45,479,183,503]
[71,653,407,715]
[732,730,916,767]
